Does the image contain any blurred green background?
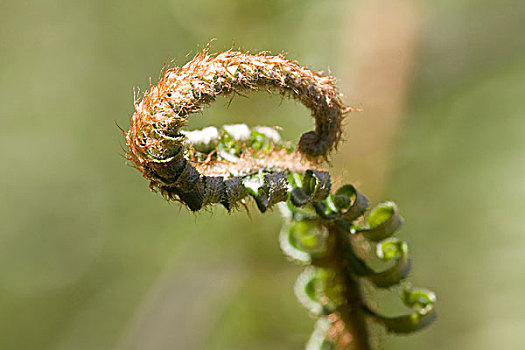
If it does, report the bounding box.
[1,0,524,349]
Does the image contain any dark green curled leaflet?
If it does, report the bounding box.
[313,184,369,231]
[125,49,436,350]
[290,170,332,207]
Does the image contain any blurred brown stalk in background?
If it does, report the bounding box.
[337,0,424,199]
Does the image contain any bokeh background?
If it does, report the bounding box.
[1,0,524,349]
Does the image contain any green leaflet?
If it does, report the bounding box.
[294,268,341,317]
[365,287,437,334]
[358,202,403,242]
[280,219,329,264]
[367,238,411,288]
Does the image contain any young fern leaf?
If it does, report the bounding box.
[124,49,436,350]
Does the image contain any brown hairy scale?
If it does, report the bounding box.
[193,148,316,178]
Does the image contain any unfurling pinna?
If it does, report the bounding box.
[124,48,436,350]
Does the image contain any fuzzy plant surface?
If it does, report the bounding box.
[124,48,436,350]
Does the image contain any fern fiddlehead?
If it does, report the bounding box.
[125,49,436,349]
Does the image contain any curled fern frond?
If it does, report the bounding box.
[124,48,435,349]
[126,49,349,211]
